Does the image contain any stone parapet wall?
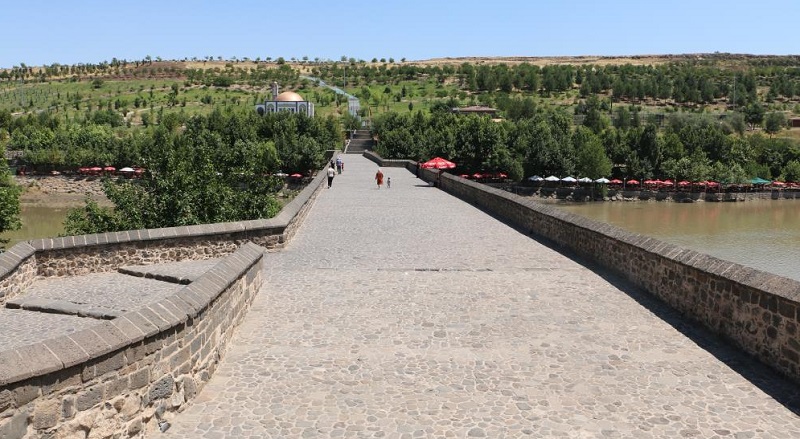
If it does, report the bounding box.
[0,243,264,438]
[367,153,800,383]
[0,244,37,307]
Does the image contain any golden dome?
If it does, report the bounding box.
[275,91,305,102]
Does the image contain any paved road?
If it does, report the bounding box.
[165,155,800,438]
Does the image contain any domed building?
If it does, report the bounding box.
[255,82,315,117]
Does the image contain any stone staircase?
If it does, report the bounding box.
[345,129,374,154]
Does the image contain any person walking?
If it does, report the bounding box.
[387,177,391,189]
[327,165,335,188]
[336,156,343,174]
[375,168,384,189]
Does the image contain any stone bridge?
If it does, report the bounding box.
[2,154,800,438]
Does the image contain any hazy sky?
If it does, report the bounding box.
[2,0,798,68]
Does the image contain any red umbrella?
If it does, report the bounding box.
[772,181,786,187]
[459,174,470,178]
[626,179,640,185]
[609,179,623,184]
[661,179,674,186]
[290,173,303,178]
[472,173,483,179]
[706,181,719,187]
[104,166,116,172]
[420,157,456,170]
[678,180,691,187]
[497,172,508,179]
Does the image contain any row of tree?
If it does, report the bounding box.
[371,108,800,184]
[311,58,800,106]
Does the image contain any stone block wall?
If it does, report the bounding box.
[369,153,800,383]
[0,244,37,307]
[0,243,264,439]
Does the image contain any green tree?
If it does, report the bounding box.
[782,160,800,182]
[0,151,21,244]
[764,112,786,137]
[581,95,608,134]
[743,102,765,130]
[573,127,612,178]
[63,197,121,236]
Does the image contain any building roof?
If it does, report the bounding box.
[275,91,306,102]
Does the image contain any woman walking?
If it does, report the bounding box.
[375,168,384,189]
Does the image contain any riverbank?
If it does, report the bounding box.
[14,176,110,208]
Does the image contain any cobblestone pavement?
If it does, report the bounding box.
[166,155,800,438]
[0,308,97,350]
[120,258,220,284]
[1,260,215,347]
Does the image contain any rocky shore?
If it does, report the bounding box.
[14,176,110,207]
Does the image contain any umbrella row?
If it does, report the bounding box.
[528,175,609,184]
[527,176,800,188]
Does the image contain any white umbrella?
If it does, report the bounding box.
[594,177,610,184]
[544,175,560,182]
[275,172,288,177]
[528,175,544,182]
[561,176,577,183]
[119,167,135,172]
[577,177,593,183]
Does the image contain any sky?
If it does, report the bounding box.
[2,0,799,68]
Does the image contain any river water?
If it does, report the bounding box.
[557,200,800,282]
[1,205,70,249]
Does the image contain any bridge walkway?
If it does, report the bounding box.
[164,155,800,438]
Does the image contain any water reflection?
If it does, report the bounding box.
[558,201,800,282]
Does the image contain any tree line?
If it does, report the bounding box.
[311,57,800,107]
[372,105,800,184]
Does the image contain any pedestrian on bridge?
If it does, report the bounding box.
[336,156,343,174]
[375,168,384,189]
[327,165,335,188]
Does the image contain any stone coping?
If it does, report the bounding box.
[0,241,265,386]
[0,243,35,281]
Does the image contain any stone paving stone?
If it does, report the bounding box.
[119,259,219,284]
[150,156,800,437]
[0,308,97,350]
[21,272,184,315]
